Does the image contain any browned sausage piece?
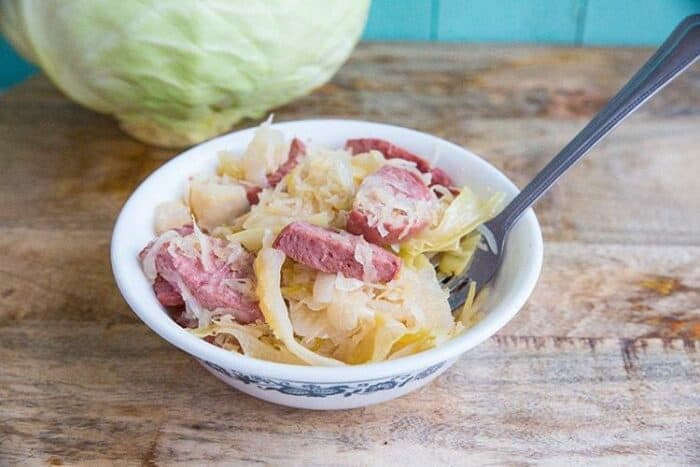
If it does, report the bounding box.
[268,138,306,186]
[247,138,306,204]
[153,274,184,307]
[345,138,454,188]
[346,165,436,246]
[140,226,262,325]
[429,167,454,188]
[273,221,400,283]
[245,186,263,205]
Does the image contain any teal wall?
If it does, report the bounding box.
[0,36,37,89]
[364,0,699,43]
[1,0,698,90]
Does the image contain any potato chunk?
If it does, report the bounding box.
[154,201,191,235]
[189,176,249,231]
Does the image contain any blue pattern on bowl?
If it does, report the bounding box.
[202,360,445,398]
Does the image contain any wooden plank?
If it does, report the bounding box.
[582,0,700,46]
[5,45,700,120]
[0,322,697,465]
[436,0,583,44]
[501,242,700,339]
[442,118,700,247]
[285,44,700,120]
[0,229,133,324]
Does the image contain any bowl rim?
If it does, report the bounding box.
[111,118,543,382]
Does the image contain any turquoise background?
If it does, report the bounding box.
[363,0,699,43]
[1,0,698,89]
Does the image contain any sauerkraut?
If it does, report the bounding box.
[139,120,500,366]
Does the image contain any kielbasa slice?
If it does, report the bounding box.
[247,138,306,204]
[345,138,454,188]
[346,165,435,245]
[272,221,400,283]
[140,227,262,324]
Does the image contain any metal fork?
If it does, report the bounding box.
[447,14,700,311]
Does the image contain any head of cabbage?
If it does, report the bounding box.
[0,0,369,147]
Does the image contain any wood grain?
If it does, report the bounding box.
[0,323,697,465]
[1,43,698,464]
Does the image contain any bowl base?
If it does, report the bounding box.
[198,358,455,410]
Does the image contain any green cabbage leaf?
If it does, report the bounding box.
[0,0,369,146]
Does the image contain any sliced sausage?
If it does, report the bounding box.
[153,275,184,307]
[345,138,454,188]
[152,275,194,326]
[140,227,262,325]
[269,138,306,186]
[272,221,400,283]
[245,186,263,205]
[247,138,306,204]
[428,167,453,188]
[346,165,435,245]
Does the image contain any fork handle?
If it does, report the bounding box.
[490,14,700,235]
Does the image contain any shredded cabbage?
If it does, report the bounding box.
[353,166,437,240]
[353,242,376,282]
[280,260,458,364]
[222,145,359,250]
[218,116,290,185]
[400,187,504,268]
[142,125,502,366]
[312,273,336,304]
[458,283,487,329]
[350,150,386,180]
[141,230,179,281]
[192,319,304,364]
[191,218,212,272]
[176,276,209,328]
[438,232,482,276]
[240,246,461,365]
[228,212,332,252]
[285,146,357,217]
[255,247,345,366]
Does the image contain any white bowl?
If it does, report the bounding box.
[111,119,543,410]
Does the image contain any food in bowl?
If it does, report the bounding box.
[138,119,503,366]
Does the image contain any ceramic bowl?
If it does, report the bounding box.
[111,119,543,410]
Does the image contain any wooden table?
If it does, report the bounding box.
[1,44,699,465]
